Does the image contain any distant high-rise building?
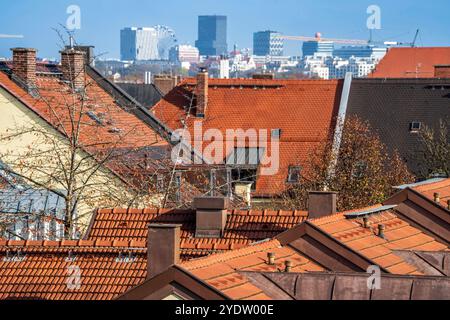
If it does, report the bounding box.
[169,45,200,64]
[120,26,177,61]
[253,31,284,56]
[302,41,334,58]
[333,45,387,60]
[195,15,228,56]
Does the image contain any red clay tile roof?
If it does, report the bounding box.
[151,78,343,196]
[411,178,450,209]
[311,208,448,275]
[0,239,147,300]
[0,66,168,152]
[87,208,308,259]
[181,239,324,300]
[370,47,450,78]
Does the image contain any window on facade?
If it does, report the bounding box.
[287,166,301,183]
[410,122,422,133]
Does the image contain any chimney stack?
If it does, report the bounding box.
[308,191,337,220]
[65,45,95,66]
[434,65,450,78]
[147,224,181,279]
[60,49,86,90]
[196,67,208,118]
[194,197,229,238]
[11,48,37,89]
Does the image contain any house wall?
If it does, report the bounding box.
[0,86,156,236]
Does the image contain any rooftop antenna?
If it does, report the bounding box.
[69,35,74,49]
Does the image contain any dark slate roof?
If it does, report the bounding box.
[347,78,450,175]
[116,83,163,109]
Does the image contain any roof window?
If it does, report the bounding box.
[410,122,421,133]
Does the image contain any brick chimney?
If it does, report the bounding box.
[196,67,208,118]
[194,197,229,238]
[11,48,37,89]
[65,45,95,66]
[60,49,86,90]
[307,191,337,220]
[434,65,450,78]
[153,74,180,95]
[147,224,181,279]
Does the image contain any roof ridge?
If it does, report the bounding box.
[0,239,147,249]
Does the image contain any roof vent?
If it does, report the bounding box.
[284,260,293,273]
[267,252,275,265]
[378,224,386,239]
[434,193,440,203]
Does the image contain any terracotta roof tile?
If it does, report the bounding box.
[151,78,343,196]
[370,47,450,78]
[411,178,450,209]
[87,208,308,259]
[181,239,324,300]
[0,240,147,300]
[0,69,168,152]
[310,208,448,273]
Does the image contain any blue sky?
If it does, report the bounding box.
[1,0,449,59]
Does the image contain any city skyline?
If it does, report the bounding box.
[1,0,450,59]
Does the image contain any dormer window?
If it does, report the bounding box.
[410,122,421,133]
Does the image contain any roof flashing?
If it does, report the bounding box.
[344,205,397,219]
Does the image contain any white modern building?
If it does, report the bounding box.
[169,45,200,64]
[120,26,177,61]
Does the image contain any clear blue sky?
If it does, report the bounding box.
[1,0,449,59]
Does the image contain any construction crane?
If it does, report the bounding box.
[280,30,420,47]
[0,34,24,39]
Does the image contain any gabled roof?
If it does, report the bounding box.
[180,239,324,300]
[308,208,447,274]
[0,62,169,152]
[86,208,308,259]
[370,47,450,78]
[385,178,450,244]
[409,178,450,209]
[151,78,344,196]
